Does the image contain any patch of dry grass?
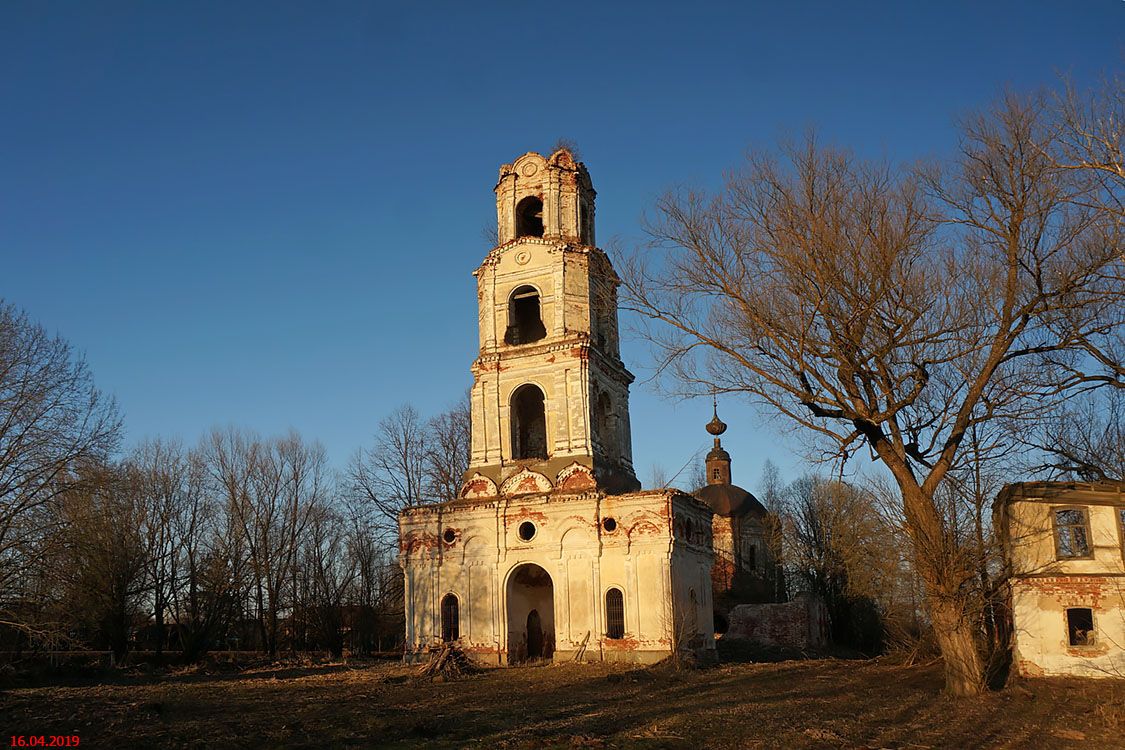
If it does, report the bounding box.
[2,658,1123,748]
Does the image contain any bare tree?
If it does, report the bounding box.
[759,459,784,512]
[619,90,1121,695]
[349,404,429,540]
[0,302,121,636]
[57,464,150,661]
[423,396,471,502]
[207,429,324,657]
[160,442,248,661]
[296,500,356,658]
[781,476,898,651]
[129,438,191,657]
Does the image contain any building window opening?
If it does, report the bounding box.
[511,384,547,460]
[602,516,617,533]
[518,521,537,542]
[605,588,625,640]
[516,196,544,238]
[1054,508,1092,558]
[714,611,729,635]
[443,528,456,544]
[505,286,546,345]
[1067,608,1094,646]
[441,593,459,642]
[746,544,757,571]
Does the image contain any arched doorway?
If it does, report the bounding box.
[506,563,554,663]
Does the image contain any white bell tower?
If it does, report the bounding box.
[458,148,639,499]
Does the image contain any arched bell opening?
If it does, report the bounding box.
[506,563,554,663]
[510,384,547,460]
[515,196,544,238]
[505,285,547,345]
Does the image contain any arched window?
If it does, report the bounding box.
[440,593,459,642]
[511,384,547,460]
[594,391,612,443]
[505,285,546,345]
[516,196,544,238]
[605,588,625,640]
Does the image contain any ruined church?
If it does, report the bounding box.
[399,148,778,664]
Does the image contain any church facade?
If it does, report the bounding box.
[399,148,716,664]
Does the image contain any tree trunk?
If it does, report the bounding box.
[889,463,986,696]
[929,592,984,697]
[155,589,165,657]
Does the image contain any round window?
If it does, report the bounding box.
[443,528,456,544]
[518,521,536,541]
[602,517,617,533]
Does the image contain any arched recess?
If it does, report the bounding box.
[605,587,625,640]
[506,563,555,663]
[593,391,613,451]
[516,196,544,238]
[505,285,547,345]
[440,593,459,642]
[510,384,548,460]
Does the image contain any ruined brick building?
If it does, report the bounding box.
[996,481,1125,678]
[399,148,716,664]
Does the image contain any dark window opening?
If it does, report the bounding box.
[713,611,729,635]
[518,521,537,542]
[511,384,547,460]
[516,196,544,238]
[1067,608,1094,646]
[602,517,617,533]
[712,468,721,481]
[1054,508,1092,558]
[441,594,459,642]
[505,286,546,345]
[443,528,456,544]
[746,544,756,570]
[605,588,625,640]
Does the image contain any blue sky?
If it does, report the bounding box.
[2,1,1121,493]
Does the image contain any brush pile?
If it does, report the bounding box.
[417,642,479,679]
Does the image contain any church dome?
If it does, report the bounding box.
[695,399,766,518]
[694,482,768,518]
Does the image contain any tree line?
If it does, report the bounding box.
[0,304,469,662]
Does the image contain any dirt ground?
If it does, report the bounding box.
[2,657,1123,749]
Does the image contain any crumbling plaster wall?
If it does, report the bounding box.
[400,489,715,665]
[999,484,1125,678]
